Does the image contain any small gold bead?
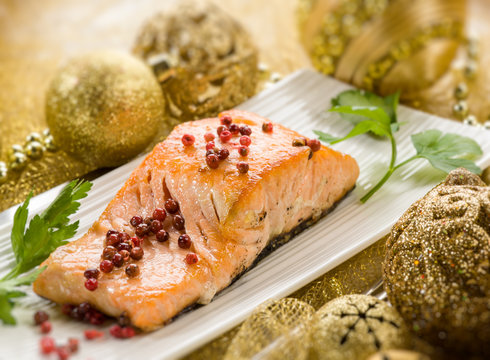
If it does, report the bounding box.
[453,83,468,100]
[0,165,7,184]
[464,60,478,80]
[9,152,27,171]
[25,132,43,144]
[8,144,24,156]
[25,141,45,159]
[43,135,58,152]
[257,63,269,73]
[270,72,282,83]
[42,128,51,137]
[452,101,468,119]
[463,115,478,126]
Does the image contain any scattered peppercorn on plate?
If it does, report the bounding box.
[1,69,490,360]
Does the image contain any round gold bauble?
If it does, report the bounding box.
[45,51,165,168]
[310,294,410,360]
[133,0,258,120]
[384,168,490,356]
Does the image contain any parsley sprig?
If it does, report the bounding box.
[0,180,92,324]
[314,90,483,203]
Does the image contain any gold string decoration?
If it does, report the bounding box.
[297,0,490,125]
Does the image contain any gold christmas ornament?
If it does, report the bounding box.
[45,51,165,168]
[309,294,411,360]
[133,0,258,120]
[384,168,490,356]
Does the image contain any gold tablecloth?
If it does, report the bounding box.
[0,1,489,358]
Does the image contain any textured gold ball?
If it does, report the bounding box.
[26,132,43,144]
[310,295,410,360]
[42,128,51,137]
[25,141,45,160]
[46,51,165,168]
[0,162,7,184]
[8,152,27,171]
[43,135,57,152]
[133,1,258,120]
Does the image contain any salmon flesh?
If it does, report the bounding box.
[33,110,359,331]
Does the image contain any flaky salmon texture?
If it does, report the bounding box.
[33,110,359,331]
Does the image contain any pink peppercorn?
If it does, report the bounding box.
[206,141,215,151]
[67,338,79,353]
[229,123,240,135]
[239,136,251,146]
[217,148,230,160]
[239,125,252,136]
[219,130,232,143]
[181,134,195,146]
[307,139,321,152]
[186,253,199,264]
[237,162,249,173]
[84,278,98,291]
[40,336,56,354]
[206,154,220,169]
[262,122,273,133]
[204,132,215,142]
[84,329,104,340]
[238,146,249,157]
[40,321,52,334]
[220,115,232,126]
[217,125,227,135]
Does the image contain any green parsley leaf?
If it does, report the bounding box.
[315,89,484,203]
[0,267,46,325]
[330,89,400,128]
[0,179,92,325]
[411,130,483,174]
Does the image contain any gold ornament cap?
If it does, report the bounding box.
[45,51,165,168]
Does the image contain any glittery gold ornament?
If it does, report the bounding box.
[384,168,490,356]
[45,51,165,168]
[133,0,258,120]
[25,141,44,160]
[8,152,27,171]
[310,294,411,360]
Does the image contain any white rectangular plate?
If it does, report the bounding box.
[1,69,490,360]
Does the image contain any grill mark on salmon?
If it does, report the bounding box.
[33,110,359,331]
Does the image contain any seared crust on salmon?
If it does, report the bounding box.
[33,110,359,331]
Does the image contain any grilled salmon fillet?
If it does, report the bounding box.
[33,110,359,331]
